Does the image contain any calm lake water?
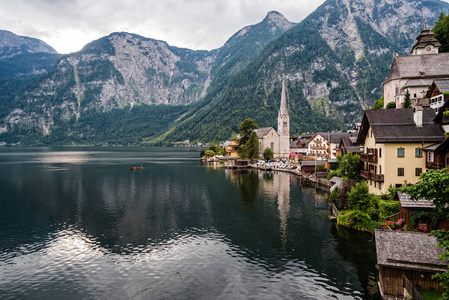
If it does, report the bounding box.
[0,147,379,299]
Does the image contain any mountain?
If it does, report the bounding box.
[0,12,294,145]
[0,31,61,122]
[0,30,57,59]
[160,0,449,143]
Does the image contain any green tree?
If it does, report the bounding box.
[372,95,384,109]
[433,11,449,53]
[329,152,362,181]
[209,143,225,155]
[263,147,274,161]
[402,89,411,108]
[402,169,449,297]
[204,150,215,156]
[386,101,396,109]
[238,118,259,159]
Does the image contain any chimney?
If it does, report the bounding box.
[414,106,423,127]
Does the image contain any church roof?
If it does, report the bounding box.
[255,127,276,138]
[385,53,449,84]
[402,78,434,88]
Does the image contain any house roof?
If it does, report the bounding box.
[375,230,447,272]
[290,140,299,148]
[396,192,435,209]
[357,107,444,144]
[435,79,449,93]
[434,100,449,124]
[385,53,449,84]
[255,127,276,138]
[301,160,326,167]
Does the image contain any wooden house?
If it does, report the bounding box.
[375,230,447,298]
[396,192,449,232]
[300,160,326,174]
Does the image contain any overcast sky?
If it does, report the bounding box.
[0,0,328,54]
[2,0,449,54]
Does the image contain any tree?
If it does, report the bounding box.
[402,169,449,297]
[372,95,384,110]
[263,147,274,161]
[204,150,214,156]
[402,89,411,108]
[386,101,396,109]
[433,11,449,53]
[238,118,259,159]
[328,152,362,181]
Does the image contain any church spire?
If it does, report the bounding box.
[279,75,288,116]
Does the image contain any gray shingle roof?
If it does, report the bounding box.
[301,160,326,167]
[357,107,444,144]
[402,78,434,88]
[375,230,447,272]
[397,192,435,209]
[435,79,449,93]
[385,53,449,83]
[255,127,275,138]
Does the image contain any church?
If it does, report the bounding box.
[255,78,290,158]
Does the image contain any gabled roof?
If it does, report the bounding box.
[396,192,435,209]
[255,127,277,138]
[301,160,326,167]
[402,78,434,88]
[385,53,449,84]
[375,230,447,272]
[357,108,444,144]
[339,134,362,153]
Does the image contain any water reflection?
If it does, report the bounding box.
[0,149,379,299]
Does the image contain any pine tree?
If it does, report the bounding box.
[402,89,411,108]
[433,11,449,53]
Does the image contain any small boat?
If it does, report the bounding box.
[130,165,143,171]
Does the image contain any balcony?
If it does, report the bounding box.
[426,161,445,170]
[360,170,384,182]
[361,153,378,163]
[361,170,369,179]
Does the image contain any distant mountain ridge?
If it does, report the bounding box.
[0,30,57,59]
[0,11,294,145]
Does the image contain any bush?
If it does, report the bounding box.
[263,147,274,161]
[386,101,396,109]
[348,181,371,211]
[329,187,339,203]
[378,200,400,220]
[338,210,373,231]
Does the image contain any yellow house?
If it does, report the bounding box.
[225,140,239,157]
[357,107,444,195]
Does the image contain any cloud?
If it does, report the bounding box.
[0,0,325,53]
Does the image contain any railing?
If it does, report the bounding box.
[426,161,445,169]
[403,275,424,300]
[360,170,384,182]
[361,170,369,179]
[361,153,378,163]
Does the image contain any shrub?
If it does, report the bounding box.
[338,210,372,231]
[378,200,400,220]
[334,180,354,210]
[329,187,339,203]
[348,181,371,211]
[386,101,396,109]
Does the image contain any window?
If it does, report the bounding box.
[379,148,382,158]
[398,168,404,176]
[378,183,381,190]
[379,165,382,174]
[270,142,274,151]
[397,148,405,158]
[415,148,422,158]
[415,168,422,176]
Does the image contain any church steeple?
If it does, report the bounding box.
[411,22,441,55]
[277,77,289,137]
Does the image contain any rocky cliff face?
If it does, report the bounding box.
[0,30,57,59]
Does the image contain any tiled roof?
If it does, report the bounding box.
[301,160,326,167]
[385,53,449,83]
[357,107,444,144]
[375,230,447,272]
[435,79,449,93]
[396,192,435,209]
[402,78,434,88]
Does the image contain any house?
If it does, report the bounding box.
[223,140,239,157]
[357,107,444,194]
[306,133,329,158]
[427,79,449,113]
[423,137,449,170]
[383,24,449,108]
[337,134,362,157]
[375,230,447,298]
[255,78,290,158]
[300,160,326,174]
[396,192,449,232]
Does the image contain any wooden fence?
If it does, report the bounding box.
[403,275,424,300]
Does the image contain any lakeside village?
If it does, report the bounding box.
[201,25,449,299]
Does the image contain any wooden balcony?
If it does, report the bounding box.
[360,170,384,182]
[426,161,445,169]
[361,170,369,179]
[361,153,378,163]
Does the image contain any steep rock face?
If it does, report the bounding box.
[0,30,57,59]
[1,12,294,144]
[162,0,449,142]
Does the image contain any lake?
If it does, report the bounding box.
[0,147,379,299]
